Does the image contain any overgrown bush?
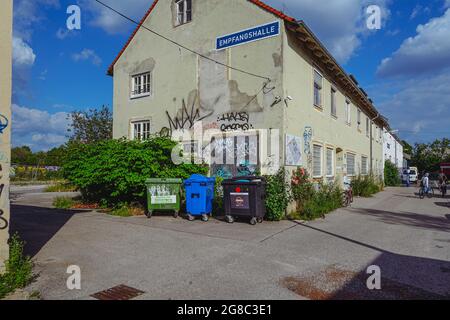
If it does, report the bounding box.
[0,234,34,299]
[351,175,381,197]
[264,168,292,221]
[63,137,208,207]
[384,160,401,186]
[291,168,343,221]
[301,182,342,220]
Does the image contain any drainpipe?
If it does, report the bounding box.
[370,112,380,175]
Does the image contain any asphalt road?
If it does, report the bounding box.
[9,186,450,300]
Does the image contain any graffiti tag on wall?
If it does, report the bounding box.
[217,112,254,132]
[166,93,213,133]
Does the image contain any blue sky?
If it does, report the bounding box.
[11,0,450,150]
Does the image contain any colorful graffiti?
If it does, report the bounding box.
[0,114,8,134]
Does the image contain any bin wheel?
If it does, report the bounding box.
[173,211,179,219]
[225,215,234,224]
[201,214,209,222]
[257,217,263,224]
[187,214,195,222]
[250,217,257,226]
[146,211,153,219]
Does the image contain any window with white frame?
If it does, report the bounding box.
[313,70,323,107]
[175,0,192,26]
[326,148,334,177]
[361,156,368,175]
[345,100,351,125]
[131,72,151,98]
[347,153,356,176]
[313,144,323,177]
[331,88,337,117]
[131,120,151,141]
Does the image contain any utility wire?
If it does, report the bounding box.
[95,0,272,81]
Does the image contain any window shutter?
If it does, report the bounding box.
[313,145,322,177]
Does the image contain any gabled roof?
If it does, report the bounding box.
[107,0,296,75]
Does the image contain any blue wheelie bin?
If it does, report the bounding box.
[184,174,216,222]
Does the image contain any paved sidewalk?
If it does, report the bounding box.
[9,187,450,300]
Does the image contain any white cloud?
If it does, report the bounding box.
[377,9,450,77]
[80,0,150,34]
[12,104,70,150]
[265,0,391,63]
[376,72,450,143]
[12,36,36,67]
[72,49,103,66]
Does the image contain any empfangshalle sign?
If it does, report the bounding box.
[216,21,280,50]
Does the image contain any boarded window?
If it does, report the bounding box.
[326,148,334,177]
[331,88,337,117]
[314,70,323,107]
[313,144,323,177]
[347,153,356,176]
[345,100,351,125]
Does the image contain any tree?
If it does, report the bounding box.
[410,138,450,173]
[11,146,34,165]
[67,105,113,143]
[402,140,413,156]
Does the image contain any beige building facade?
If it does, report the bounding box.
[0,0,13,272]
[110,0,387,182]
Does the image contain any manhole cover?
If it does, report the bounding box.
[91,285,145,300]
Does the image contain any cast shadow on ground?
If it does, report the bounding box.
[346,207,450,232]
[10,204,86,257]
[283,222,450,299]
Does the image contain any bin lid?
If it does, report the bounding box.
[184,174,216,183]
[146,178,183,184]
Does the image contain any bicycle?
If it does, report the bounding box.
[342,187,354,207]
[418,185,434,199]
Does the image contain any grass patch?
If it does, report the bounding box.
[53,196,76,209]
[0,234,34,299]
[45,182,77,193]
[108,204,145,217]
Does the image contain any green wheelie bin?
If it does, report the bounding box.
[145,178,182,218]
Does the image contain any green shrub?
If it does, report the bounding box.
[63,137,208,207]
[0,234,34,299]
[53,196,75,209]
[264,168,292,221]
[351,175,381,197]
[109,206,133,217]
[384,160,401,186]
